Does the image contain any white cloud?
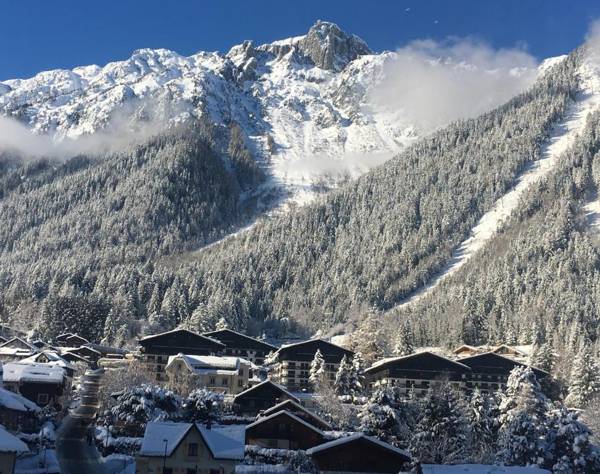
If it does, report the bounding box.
[369,37,539,131]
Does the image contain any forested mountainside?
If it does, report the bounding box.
[0,49,579,344]
[386,106,600,362]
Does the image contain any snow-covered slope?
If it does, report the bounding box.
[394,55,600,308]
[0,21,414,206]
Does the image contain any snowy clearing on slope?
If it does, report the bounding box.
[393,59,600,308]
[583,189,600,233]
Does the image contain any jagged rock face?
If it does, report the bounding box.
[298,20,371,72]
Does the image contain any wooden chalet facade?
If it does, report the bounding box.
[271,339,354,391]
[2,362,69,409]
[245,410,325,450]
[138,329,225,381]
[233,380,299,416]
[203,329,277,365]
[306,434,412,474]
[365,351,471,396]
[458,352,548,393]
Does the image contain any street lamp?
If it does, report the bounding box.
[162,438,168,473]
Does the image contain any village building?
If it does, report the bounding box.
[245,409,326,450]
[0,425,29,474]
[260,399,332,430]
[136,421,244,474]
[0,338,38,362]
[452,344,481,358]
[306,434,412,474]
[233,380,300,416]
[54,333,89,348]
[270,339,354,391]
[63,345,102,364]
[365,351,472,395]
[0,387,40,433]
[2,362,70,409]
[138,329,225,382]
[21,351,77,378]
[203,329,277,365]
[458,352,548,393]
[165,354,252,394]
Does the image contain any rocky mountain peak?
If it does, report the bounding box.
[298,20,372,72]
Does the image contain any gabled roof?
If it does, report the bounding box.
[458,352,548,377]
[0,387,40,412]
[306,433,411,460]
[366,351,471,375]
[139,329,225,352]
[275,338,354,362]
[21,351,75,371]
[203,329,278,353]
[0,337,37,352]
[139,422,244,460]
[453,344,480,354]
[246,409,325,437]
[166,354,249,376]
[0,425,29,453]
[491,344,527,356]
[234,380,300,404]
[2,362,65,384]
[261,399,332,430]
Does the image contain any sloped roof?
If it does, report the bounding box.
[203,329,277,352]
[247,409,325,436]
[458,352,548,377]
[2,362,65,384]
[0,425,29,453]
[306,433,411,460]
[0,387,40,412]
[261,399,332,430]
[366,351,471,375]
[275,338,354,362]
[233,380,299,404]
[0,337,37,352]
[139,422,244,460]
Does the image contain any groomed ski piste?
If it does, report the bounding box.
[394,57,600,308]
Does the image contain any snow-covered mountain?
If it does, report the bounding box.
[0,21,418,205]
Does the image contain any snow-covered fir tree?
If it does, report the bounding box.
[497,367,550,467]
[529,341,555,373]
[309,349,326,389]
[547,405,600,473]
[565,344,600,409]
[393,323,414,356]
[410,384,469,464]
[467,388,499,463]
[334,355,352,396]
[182,388,224,423]
[349,352,366,397]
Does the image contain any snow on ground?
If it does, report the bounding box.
[15,449,60,474]
[583,189,600,232]
[102,454,135,474]
[422,465,549,474]
[394,58,600,308]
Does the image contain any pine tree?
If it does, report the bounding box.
[410,384,469,464]
[530,341,555,373]
[467,388,499,463]
[309,349,326,390]
[497,366,550,467]
[393,324,414,356]
[349,352,366,397]
[565,344,600,409]
[547,405,600,473]
[334,355,352,396]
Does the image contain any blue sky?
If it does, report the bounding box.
[3,0,600,80]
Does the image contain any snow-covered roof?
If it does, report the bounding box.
[247,409,325,436]
[21,351,75,370]
[366,351,471,373]
[0,387,40,412]
[306,433,411,459]
[139,328,223,345]
[2,362,65,384]
[139,422,244,460]
[261,399,331,430]
[0,425,29,453]
[0,337,38,352]
[422,465,550,474]
[167,354,250,374]
[233,379,300,403]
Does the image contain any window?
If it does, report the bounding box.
[187,443,198,457]
[221,377,228,386]
[209,376,216,385]
[37,393,49,405]
[238,379,243,387]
